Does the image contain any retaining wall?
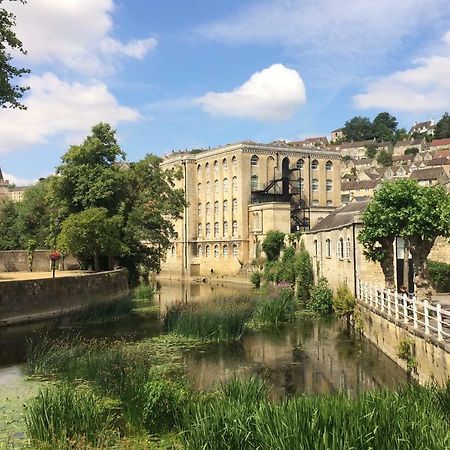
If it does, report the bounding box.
[0,250,79,272]
[357,302,450,385]
[0,269,129,326]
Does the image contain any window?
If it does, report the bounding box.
[299,178,304,191]
[232,156,237,168]
[206,181,210,195]
[214,160,218,175]
[232,198,238,212]
[337,238,344,259]
[214,201,219,215]
[223,200,228,214]
[326,160,333,171]
[223,158,228,170]
[214,245,219,258]
[206,202,211,216]
[223,221,228,236]
[232,176,238,192]
[314,239,318,256]
[232,244,238,257]
[345,238,351,259]
[205,162,210,176]
[326,200,333,207]
[223,178,228,193]
[197,165,201,177]
[251,175,258,190]
[198,223,202,237]
[223,245,228,257]
[205,245,210,257]
[206,222,211,238]
[171,246,175,257]
[312,178,319,191]
[311,159,318,170]
[312,199,319,206]
[297,158,304,169]
[198,182,202,193]
[198,203,202,216]
[197,244,203,257]
[326,239,331,257]
[232,220,238,237]
[214,222,219,237]
[214,179,219,195]
[326,179,332,191]
[254,212,260,229]
[250,155,259,166]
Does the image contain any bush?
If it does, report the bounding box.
[134,283,154,300]
[295,247,314,304]
[262,230,285,261]
[308,277,333,315]
[333,283,355,320]
[428,260,450,292]
[250,271,261,288]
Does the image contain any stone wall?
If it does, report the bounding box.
[357,302,450,385]
[0,269,129,326]
[0,250,79,272]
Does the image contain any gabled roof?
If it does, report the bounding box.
[435,149,450,159]
[410,167,447,181]
[431,138,450,147]
[353,158,373,166]
[341,139,375,149]
[424,158,450,167]
[342,179,380,191]
[331,127,344,133]
[394,138,423,148]
[392,154,415,162]
[409,120,433,132]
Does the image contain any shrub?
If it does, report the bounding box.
[428,260,450,292]
[295,247,314,304]
[405,147,419,156]
[333,283,356,321]
[262,230,285,261]
[250,271,261,288]
[308,277,333,315]
[134,283,155,300]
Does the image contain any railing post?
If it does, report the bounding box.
[403,293,408,323]
[424,300,430,335]
[365,283,369,304]
[372,284,376,307]
[394,291,399,321]
[412,296,418,329]
[386,289,391,316]
[380,287,385,312]
[436,304,443,341]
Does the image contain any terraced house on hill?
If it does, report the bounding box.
[160,141,341,277]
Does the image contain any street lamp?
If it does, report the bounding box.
[50,217,61,279]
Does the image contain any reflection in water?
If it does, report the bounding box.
[0,279,408,397]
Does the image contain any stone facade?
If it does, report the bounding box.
[160,142,341,277]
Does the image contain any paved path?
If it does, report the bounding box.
[0,270,87,282]
[433,293,450,310]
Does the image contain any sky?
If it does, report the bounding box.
[2,0,450,184]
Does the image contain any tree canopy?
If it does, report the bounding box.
[343,116,374,142]
[373,112,398,142]
[434,112,450,139]
[0,0,29,108]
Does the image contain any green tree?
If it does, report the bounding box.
[295,243,314,304]
[262,230,285,261]
[365,143,378,159]
[57,208,122,271]
[373,112,398,142]
[394,127,409,142]
[376,149,393,167]
[404,147,419,156]
[343,116,374,142]
[434,112,450,139]
[0,198,21,249]
[0,0,29,108]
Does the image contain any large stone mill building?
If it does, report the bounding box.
[160,142,341,277]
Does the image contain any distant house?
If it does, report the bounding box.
[330,128,344,142]
[430,137,450,152]
[393,138,425,156]
[341,179,380,204]
[304,136,329,147]
[339,139,376,159]
[409,167,448,187]
[409,119,435,136]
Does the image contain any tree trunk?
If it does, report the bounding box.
[94,252,99,272]
[380,238,395,291]
[409,236,435,300]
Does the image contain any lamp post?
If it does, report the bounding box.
[50,218,61,279]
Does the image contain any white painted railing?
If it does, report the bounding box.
[357,280,450,343]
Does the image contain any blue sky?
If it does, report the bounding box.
[2,0,450,184]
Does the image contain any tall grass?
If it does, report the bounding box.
[25,384,117,448]
[133,283,155,301]
[73,296,135,324]
[181,378,450,450]
[163,296,255,341]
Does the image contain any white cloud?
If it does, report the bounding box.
[0,73,140,154]
[199,0,449,68]
[194,64,306,121]
[354,31,450,112]
[3,173,37,186]
[6,0,157,75]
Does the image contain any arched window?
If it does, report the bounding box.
[198,182,202,193]
[312,199,319,206]
[205,162,210,176]
[197,164,201,177]
[223,200,228,214]
[326,239,331,257]
[250,155,259,166]
[251,175,258,190]
[214,222,219,237]
[299,178,304,191]
[206,202,211,216]
[311,159,318,170]
[345,238,351,259]
[326,160,333,171]
[214,245,219,258]
[326,200,333,207]
[198,203,202,216]
[337,238,344,259]
[312,178,319,191]
[197,223,202,236]
[214,179,219,195]
[232,198,238,212]
[206,181,210,195]
[206,222,211,238]
[223,178,228,193]
[171,245,175,257]
[326,179,333,191]
[223,158,228,170]
[232,176,238,192]
[297,158,304,169]
[205,245,211,257]
[223,245,228,257]
[254,212,260,229]
[223,221,228,236]
[232,156,237,168]
[214,160,218,175]
[197,244,203,257]
[314,239,318,256]
[232,220,238,237]
[232,244,238,257]
[214,201,219,215]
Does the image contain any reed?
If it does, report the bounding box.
[133,284,155,301]
[73,296,135,324]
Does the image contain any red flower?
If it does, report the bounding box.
[49,250,61,261]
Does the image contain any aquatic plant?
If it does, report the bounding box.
[74,296,135,324]
[133,283,155,301]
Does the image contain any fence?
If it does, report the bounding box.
[357,280,450,343]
